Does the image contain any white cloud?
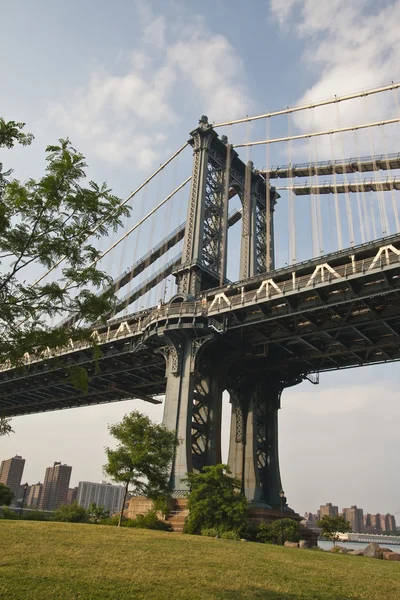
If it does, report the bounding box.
[269,1,400,158]
[50,10,251,170]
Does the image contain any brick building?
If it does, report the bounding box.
[26,483,43,508]
[0,455,25,504]
[319,503,339,518]
[39,462,72,511]
[342,506,364,533]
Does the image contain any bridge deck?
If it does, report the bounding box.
[261,153,400,179]
[276,178,400,195]
[1,235,400,417]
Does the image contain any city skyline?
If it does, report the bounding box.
[305,503,398,533]
[1,450,398,523]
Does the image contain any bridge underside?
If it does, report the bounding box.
[1,235,400,419]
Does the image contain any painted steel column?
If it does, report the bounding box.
[239,161,257,280]
[219,143,232,285]
[161,335,223,493]
[227,375,285,507]
[162,338,194,492]
[178,118,217,297]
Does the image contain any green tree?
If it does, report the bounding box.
[0,119,129,376]
[87,502,110,523]
[53,501,88,523]
[104,410,178,527]
[0,417,13,437]
[183,464,248,535]
[317,514,352,545]
[256,518,301,545]
[0,483,14,506]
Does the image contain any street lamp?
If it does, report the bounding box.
[279,490,285,545]
[19,483,29,519]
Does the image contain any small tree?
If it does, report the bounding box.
[104,411,178,527]
[53,501,88,523]
[87,502,110,523]
[0,483,14,506]
[183,464,248,535]
[317,515,352,545]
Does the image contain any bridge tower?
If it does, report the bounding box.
[161,117,292,511]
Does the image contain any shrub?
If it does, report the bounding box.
[101,510,171,531]
[220,531,240,540]
[0,506,18,519]
[23,510,49,521]
[53,502,88,523]
[183,465,248,535]
[256,522,273,544]
[130,510,171,531]
[239,523,259,542]
[256,519,301,545]
[201,528,219,538]
[101,515,126,527]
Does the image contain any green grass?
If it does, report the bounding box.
[0,521,399,599]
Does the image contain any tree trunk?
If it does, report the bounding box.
[118,481,129,528]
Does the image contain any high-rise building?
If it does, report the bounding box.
[387,514,397,532]
[26,483,43,508]
[319,503,339,518]
[77,481,124,514]
[342,505,364,533]
[0,455,25,504]
[370,513,381,532]
[66,487,78,504]
[379,514,397,532]
[39,462,72,511]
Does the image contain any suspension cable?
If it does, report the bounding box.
[87,177,191,270]
[232,117,400,148]
[213,82,400,128]
[29,142,189,289]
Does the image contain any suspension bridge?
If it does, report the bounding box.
[1,82,400,514]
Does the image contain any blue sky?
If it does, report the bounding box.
[1,0,400,517]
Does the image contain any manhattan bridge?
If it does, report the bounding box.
[1,82,400,515]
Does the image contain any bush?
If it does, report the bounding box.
[220,531,240,540]
[256,519,301,545]
[101,515,124,527]
[130,510,171,531]
[101,510,171,531]
[256,522,273,544]
[201,528,219,537]
[239,523,259,542]
[23,510,49,521]
[183,465,248,535]
[0,506,18,519]
[53,502,88,523]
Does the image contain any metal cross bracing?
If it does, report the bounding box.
[2,83,400,513]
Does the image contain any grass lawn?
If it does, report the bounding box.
[0,521,400,599]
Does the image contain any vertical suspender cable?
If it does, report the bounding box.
[354,128,371,241]
[363,95,388,236]
[335,102,354,247]
[352,130,366,243]
[287,113,296,264]
[265,117,272,272]
[329,129,343,250]
[380,124,399,234]
[220,143,231,284]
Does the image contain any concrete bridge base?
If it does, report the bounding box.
[124,496,318,545]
